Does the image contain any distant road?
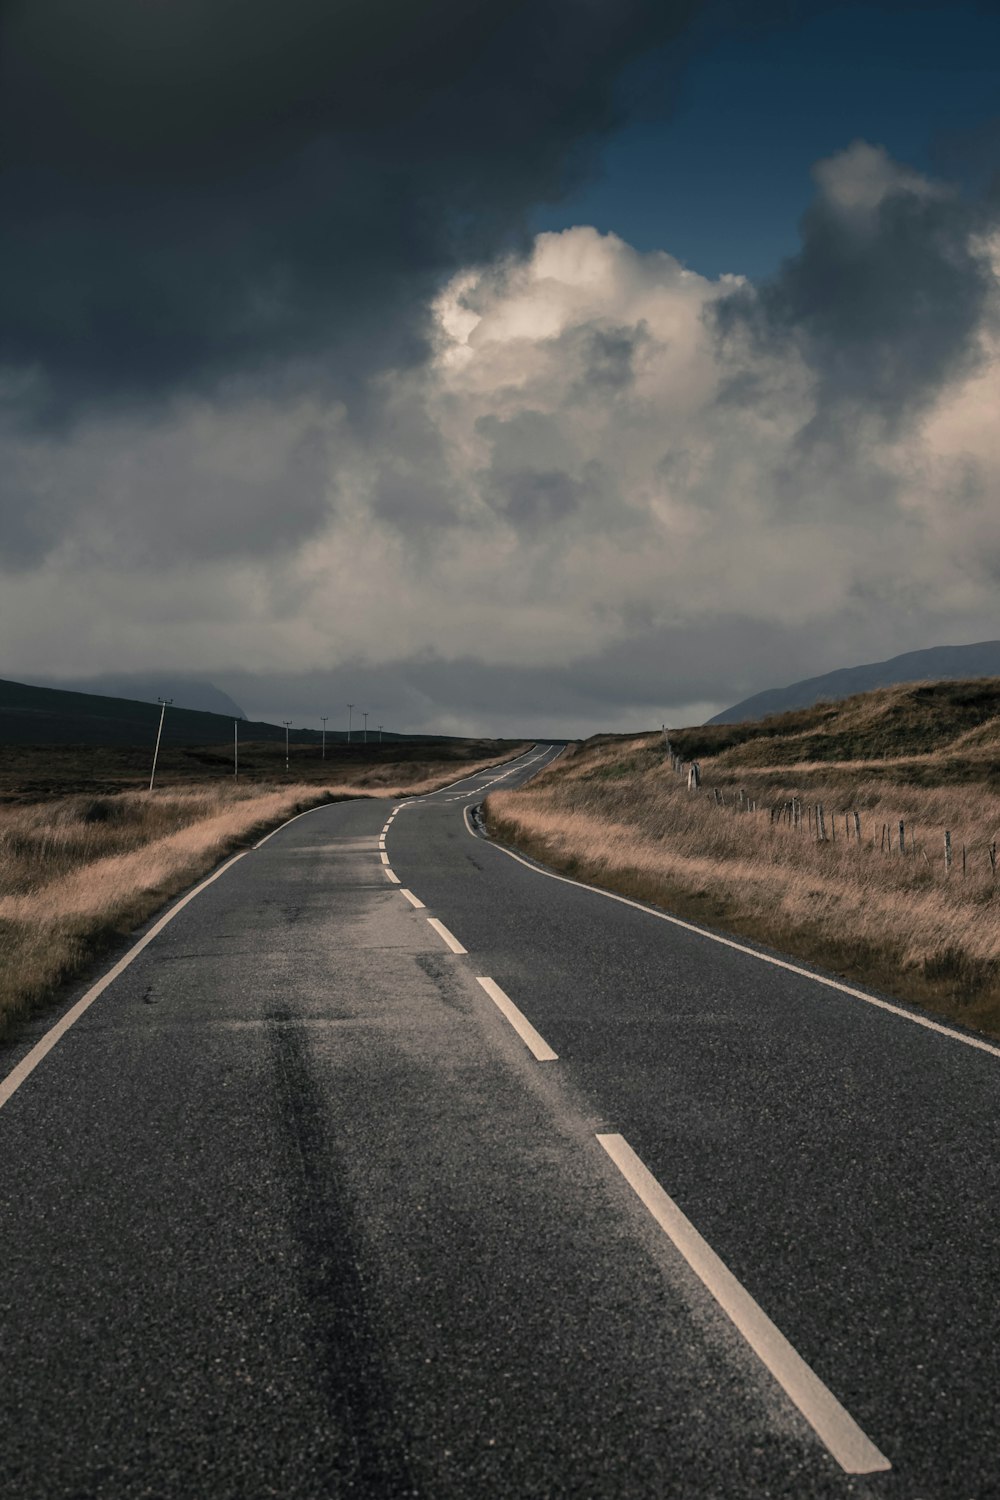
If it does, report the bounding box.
[1,745,998,1497]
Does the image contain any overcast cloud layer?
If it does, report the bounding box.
[3,4,1000,736]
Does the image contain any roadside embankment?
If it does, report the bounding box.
[484,690,1000,1039]
[0,745,527,1039]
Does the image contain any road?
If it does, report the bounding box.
[1,744,998,1498]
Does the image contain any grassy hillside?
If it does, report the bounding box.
[484,680,1000,1039]
[673,678,1000,777]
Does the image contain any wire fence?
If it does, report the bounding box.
[664,740,997,882]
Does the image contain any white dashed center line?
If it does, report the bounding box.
[596,1134,891,1476]
[476,977,558,1062]
[427,918,466,954]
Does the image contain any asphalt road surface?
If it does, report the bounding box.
[1,745,998,1498]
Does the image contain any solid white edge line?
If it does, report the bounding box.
[468,819,1000,1064]
[426,917,467,954]
[252,800,336,849]
[384,868,401,884]
[0,851,249,1112]
[400,888,425,908]
[476,977,558,1061]
[596,1134,890,1475]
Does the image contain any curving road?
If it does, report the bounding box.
[0,745,998,1498]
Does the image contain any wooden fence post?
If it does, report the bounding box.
[944,830,952,872]
[898,821,905,855]
[853,811,861,843]
[817,803,826,842]
[687,762,701,790]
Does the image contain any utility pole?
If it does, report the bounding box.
[149,697,172,792]
[234,719,238,781]
[283,720,292,773]
[347,703,354,744]
[320,716,328,760]
[378,724,383,744]
[363,711,368,744]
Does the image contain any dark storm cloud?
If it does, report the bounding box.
[713,143,997,429]
[0,0,704,415]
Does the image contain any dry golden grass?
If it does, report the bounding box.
[0,746,527,1039]
[671,676,1000,770]
[486,697,1000,1038]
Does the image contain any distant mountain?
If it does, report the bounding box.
[35,674,247,719]
[708,641,1000,725]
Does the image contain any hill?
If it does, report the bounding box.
[33,674,248,719]
[708,640,1000,724]
[674,676,1000,783]
[0,676,403,750]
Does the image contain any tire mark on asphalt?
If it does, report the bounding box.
[267,1008,416,1495]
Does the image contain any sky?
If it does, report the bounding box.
[2,0,1000,738]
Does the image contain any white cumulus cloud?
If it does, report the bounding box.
[3,144,999,734]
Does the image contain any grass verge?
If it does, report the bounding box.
[0,745,527,1041]
[484,721,1000,1040]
